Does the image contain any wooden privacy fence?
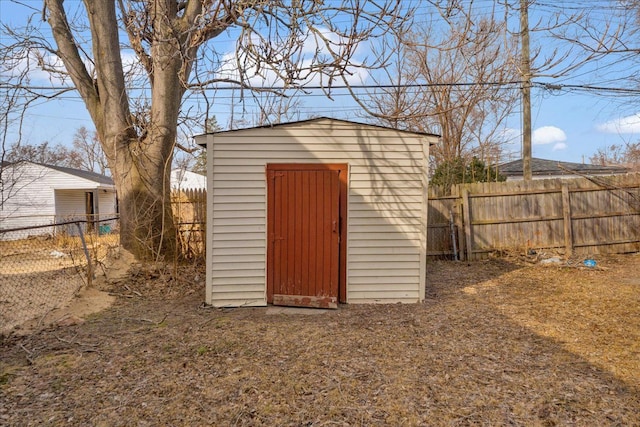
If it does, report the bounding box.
[428,173,640,260]
[171,189,206,260]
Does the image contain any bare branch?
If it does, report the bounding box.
[44,0,100,120]
[361,3,519,166]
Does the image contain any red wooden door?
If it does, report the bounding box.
[267,165,344,308]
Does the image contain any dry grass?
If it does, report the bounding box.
[0,234,120,334]
[1,254,639,426]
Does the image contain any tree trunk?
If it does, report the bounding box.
[46,1,177,261]
[42,0,405,261]
[112,131,177,262]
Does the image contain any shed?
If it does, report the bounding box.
[194,117,438,308]
[0,161,117,239]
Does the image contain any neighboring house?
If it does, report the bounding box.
[170,168,206,191]
[195,117,439,309]
[499,157,629,181]
[0,161,117,239]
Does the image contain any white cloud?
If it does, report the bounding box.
[552,142,567,151]
[215,26,371,88]
[500,127,520,145]
[532,126,567,145]
[8,48,147,88]
[9,51,67,84]
[596,114,640,134]
[10,49,94,86]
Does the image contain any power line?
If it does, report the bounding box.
[536,82,640,95]
[0,81,524,92]
[4,80,640,99]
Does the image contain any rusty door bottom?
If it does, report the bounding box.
[272,294,338,309]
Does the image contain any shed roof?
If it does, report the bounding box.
[196,116,440,140]
[499,157,628,177]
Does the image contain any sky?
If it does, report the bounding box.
[2,0,640,166]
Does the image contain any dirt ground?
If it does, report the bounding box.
[1,253,639,426]
[0,235,119,334]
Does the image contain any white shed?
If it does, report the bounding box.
[195,117,438,308]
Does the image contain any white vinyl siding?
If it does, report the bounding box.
[200,118,435,307]
[0,162,116,239]
[98,191,118,218]
[55,190,86,220]
[1,163,58,232]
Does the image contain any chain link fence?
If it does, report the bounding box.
[0,216,119,335]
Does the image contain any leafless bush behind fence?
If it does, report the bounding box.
[0,217,120,335]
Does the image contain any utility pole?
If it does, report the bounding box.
[520,0,532,181]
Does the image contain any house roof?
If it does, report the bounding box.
[195,116,440,141]
[41,163,114,185]
[2,160,114,186]
[499,157,628,177]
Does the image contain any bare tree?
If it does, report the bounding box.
[3,128,109,175]
[362,1,520,170]
[1,20,39,213]
[72,127,109,176]
[360,1,518,171]
[4,140,87,168]
[361,1,636,180]
[254,92,305,127]
[590,142,640,171]
[544,1,640,173]
[3,1,406,260]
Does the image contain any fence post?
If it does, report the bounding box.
[461,187,473,261]
[561,182,573,257]
[75,222,92,287]
[455,186,465,260]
